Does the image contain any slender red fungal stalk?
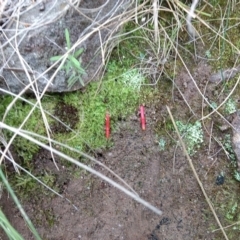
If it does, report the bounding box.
[105,112,110,138]
[140,105,146,130]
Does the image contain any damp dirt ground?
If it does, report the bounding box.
[1,59,240,240]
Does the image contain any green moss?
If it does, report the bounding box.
[11,169,57,199]
[0,96,57,165]
[56,65,140,155]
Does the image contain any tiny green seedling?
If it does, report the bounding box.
[205,50,212,59]
[50,29,85,89]
[158,137,166,151]
[209,101,217,110]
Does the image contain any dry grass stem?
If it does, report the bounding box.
[0,122,163,215]
[167,106,229,240]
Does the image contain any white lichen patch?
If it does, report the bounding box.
[121,69,145,91]
[225,98,237,114]
[176,121,203,155]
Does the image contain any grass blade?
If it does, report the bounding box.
[0,168,41,240]
[50,56,62,62]
[69,56,80,69]
[0,209,24,240]
[74,48,84,58]
[65,28,71,50]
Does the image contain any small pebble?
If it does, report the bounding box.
[216,175,224,185]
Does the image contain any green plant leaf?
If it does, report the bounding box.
[77,67,86,74]
[50,56,62,62]
[0,209,24,240]
[74,48,84,58]
[64,62,71,74]
[78,77,85,86]
[68,75,77,88]
[69,56,80,69]
[0,168,41,240]
[65,28,71,50]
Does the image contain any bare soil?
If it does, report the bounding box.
[1,60,239,240]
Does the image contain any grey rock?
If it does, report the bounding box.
[0,0,132,94]
[209,65,240,83]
